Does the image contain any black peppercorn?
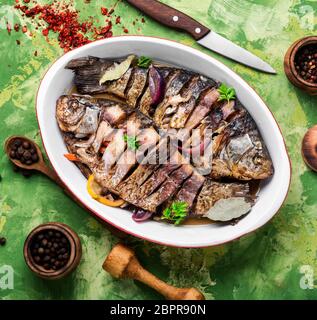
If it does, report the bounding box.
[31,154,39,162]
[21,170,32,178]
[9,150,16,159]
[0,237,6,246]
[14,139,22,148]
[23,150,31,160]
[17,146,24,156]
[15,152,22,160]
[30,229,71,271]
[295,44,317,84]
[22,141,30,149]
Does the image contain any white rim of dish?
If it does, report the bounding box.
[36,36,292,248]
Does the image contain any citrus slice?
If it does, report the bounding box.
[87,175,126,207]
[87,174,102,200]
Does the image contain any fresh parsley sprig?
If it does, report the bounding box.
[218,83,236,103]
[124,134,140,151]
[137,56,152,68]
[162,201,188,225]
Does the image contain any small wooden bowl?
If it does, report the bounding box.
[284,36,317,95]
[24,223,82,280]
[302,125,317,172]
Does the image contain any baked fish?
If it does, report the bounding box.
[56,94,258,222]
[56,54,274,224]
[65,55,273,181]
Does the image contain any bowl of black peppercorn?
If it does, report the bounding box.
[24,223,82,280]
[284,36,317,95]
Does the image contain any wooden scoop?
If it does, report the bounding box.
[103,243,205,300]
[5,136,64,187]
[4,135,126,239]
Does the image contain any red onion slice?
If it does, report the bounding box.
[178,137,212,156]
[149,65,165,106]
[132,208,153,222]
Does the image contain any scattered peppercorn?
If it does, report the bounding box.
[0,237,6,246]
[30,229,71,271]
[11,163,33,178]
[295,44,317,84]
[22,170,32,178]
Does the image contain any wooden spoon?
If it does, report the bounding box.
[5,136,64,187]
[4,135,127,239]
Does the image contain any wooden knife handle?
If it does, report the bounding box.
[126,0,210,40]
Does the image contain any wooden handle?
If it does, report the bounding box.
[127,257,204,300]
[36,165,64,187]
[126,0,210,40]
[103,243,205,300]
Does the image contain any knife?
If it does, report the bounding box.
[126,0,276,74]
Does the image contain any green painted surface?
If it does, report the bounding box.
[0,0,317,300]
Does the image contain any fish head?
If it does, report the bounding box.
[226,133,274,180]
[56,95,86,129]
[56,95,100,138]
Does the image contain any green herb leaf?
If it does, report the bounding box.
[161,201,188,225]
[124,134,140,151]
[217,83,236,103]
[137,56,152,68]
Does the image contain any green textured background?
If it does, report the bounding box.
[0,0,317,300]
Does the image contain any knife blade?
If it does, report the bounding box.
[126,0,276,74]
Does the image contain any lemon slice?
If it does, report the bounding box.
[87,174,102,200]
[87,175,126,207]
